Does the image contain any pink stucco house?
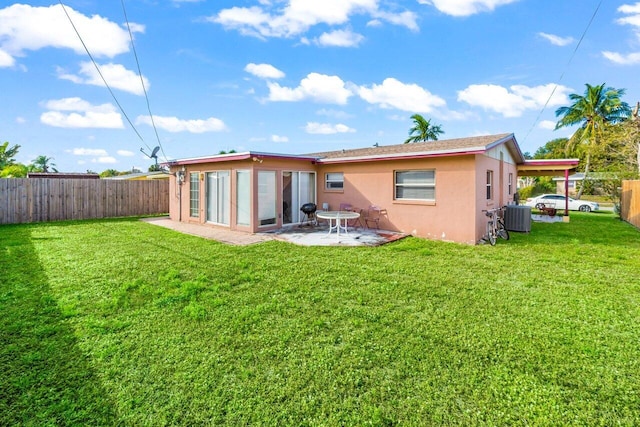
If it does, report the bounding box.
[164,133,524,244]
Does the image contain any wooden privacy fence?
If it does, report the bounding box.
[621,180,640,230]
[0,178,169,225]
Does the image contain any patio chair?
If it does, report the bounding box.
[364,205,385,229]
[339,203,362,229]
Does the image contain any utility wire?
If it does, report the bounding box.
[522,0,604,144]
[58,1,149,149]
[120,0,167,161]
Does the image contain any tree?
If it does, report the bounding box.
[0,163,28,178]
[533,137,570,159]
[404,114,444,143]
[0,141,21,170]
[30,155,58,173]
[555,83,631,198]
[99,169,121,178]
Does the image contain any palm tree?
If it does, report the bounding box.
[555,83,630,198]
[404,114,444,143]
[30,155,58,173]
[0,141,20,170]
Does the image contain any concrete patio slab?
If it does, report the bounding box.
[141,216,406,247]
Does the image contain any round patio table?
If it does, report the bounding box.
[315,210,361,242]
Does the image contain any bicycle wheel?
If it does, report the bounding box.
[486,221,496,246]
[497,220,510,240]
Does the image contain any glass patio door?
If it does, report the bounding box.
[258,171,277,226]
[206,171,230,225]
[282,171,316,224]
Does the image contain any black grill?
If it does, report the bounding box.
[300,203,317,225]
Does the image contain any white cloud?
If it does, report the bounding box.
[538,32,574,47]
[358,78,446,113]
[68,148,109,156]
[602,51,640,65]
[418,0,518,17]
[0,4,141,67]
[305,122,355,134]
[316,108,353,119]
[245,63,285,79]
[271,134,289,142]
[117,150,136,157]
[136,115,227,133]
[58,62,149,96]
[209,0,416,39]
[267,73,353,104]
[92,157,118,164]
[457,83,571,117]
[372,10,418,32]
[603,4,640,64]
[40,97,124,129]
[617,3,640,27]
[314,29,365,47]
[0,48,14,67]
[538,120,556,130]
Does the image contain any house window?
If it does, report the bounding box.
[236,170,250,226]
[394,170,435,200]
[189,172,199,217]
[508,173,513,195]
[486,170,493,200]
[325,172,344,190]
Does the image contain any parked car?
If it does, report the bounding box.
[524,194,599,212]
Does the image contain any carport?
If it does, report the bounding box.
[517,159,580,219]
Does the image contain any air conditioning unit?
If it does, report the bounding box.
[504,205,531,232]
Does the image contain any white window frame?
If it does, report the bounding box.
[189,172,199,218]
[325,172,344,190]
[486,170,493,200]
[394,170,436,201]
[508,173,513,195]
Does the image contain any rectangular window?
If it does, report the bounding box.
[325,172,344,190]
[508,173,513,195]
[258,171,277,226]
[486,170,493,200]
[394,170,435,200]
[236,170,250,226]
[206,171,230,225]
[189,172,199,217]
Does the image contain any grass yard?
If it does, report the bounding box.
[1,212,640,425]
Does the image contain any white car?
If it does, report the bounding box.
[524,194,599,212]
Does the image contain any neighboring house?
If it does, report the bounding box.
[552,172,612,195]
[104,171,170,180]
[164,133,532,245]
[27,172,99,179]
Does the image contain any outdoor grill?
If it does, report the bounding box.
[300,203,317,225]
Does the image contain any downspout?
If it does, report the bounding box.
[564,168,570,218]
[177,167,186,222]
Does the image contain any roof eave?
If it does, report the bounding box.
[317,147,487,164]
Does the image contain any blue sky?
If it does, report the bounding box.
[1,0,639,173]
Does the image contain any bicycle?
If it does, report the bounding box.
[482,207,510,245]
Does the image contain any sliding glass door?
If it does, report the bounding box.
[282,171,316,224]
[258,171,277,227]
[206,171,230,225]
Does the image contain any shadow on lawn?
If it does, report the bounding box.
[0,225,118,425]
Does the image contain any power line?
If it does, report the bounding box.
[522,0,604,145]
[120,0,167,161]
[57,1,150,150]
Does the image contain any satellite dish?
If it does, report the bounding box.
[150,146,160,158]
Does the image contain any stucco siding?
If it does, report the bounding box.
[318,156,479,244]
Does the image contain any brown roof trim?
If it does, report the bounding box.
[313,133,521,164]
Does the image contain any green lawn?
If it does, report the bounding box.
[1,213,639,425]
